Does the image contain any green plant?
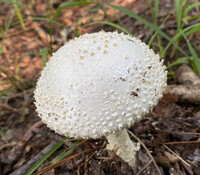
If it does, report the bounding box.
[12,0,27,33]
[25,140,66,175]
[25,139,83,175]
[104,3,200,75]
[0,126,7,135]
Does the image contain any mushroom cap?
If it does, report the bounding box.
[34,31,167,139]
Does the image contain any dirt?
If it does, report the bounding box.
[0,0,200,175]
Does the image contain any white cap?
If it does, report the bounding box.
[34,31,167,139]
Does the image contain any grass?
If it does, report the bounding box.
[1,1,199,94]
[41,48,48,67]
[12,0,27,33]
[25,140,66,175]
[0,2,16,55]
[0,0,200,174]
[0,126,8,135]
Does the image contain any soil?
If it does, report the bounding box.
[0,0,200,175]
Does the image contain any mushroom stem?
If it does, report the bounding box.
[106,129,140,167]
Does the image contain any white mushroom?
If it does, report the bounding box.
[34,31,167,166]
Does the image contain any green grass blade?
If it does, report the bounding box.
[154,0,159,24]
[0,126,7,135]
[12,0,27,33]
[53,1,95,19]
[41,48,48,67]
[161,23,200,58]
[107,4,187,57]
[50,141,81,164]
[87,7,99,13]
[167,57,189,69]
[181,0,187,6]
[59,1,94,8]
[185,15,199,22]
[148,13,171,46]
[25,141,65,175]
[147,0,159,24]
[84,21,132,35]
[0,8,16,55]
[185,23,200,36]
[5,52,40,67]
[147,0,154,21]
[15,1,35,15]
[114,12,125,29]
[98,2,111,22]
[185,2,200,16]
[184,36,200,74]
[0,0,12,2]
[49,0,54,55]
[175,0,181,30]
[50,150,74,164]
[0,86,14,99]
[11,17,69,29]
[107,4,170,39]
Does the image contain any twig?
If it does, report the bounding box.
[7,120,44,163]
[128,131,162,175]
[163,144,190,166]
[0,143,16,151]
[96,146,118,160]
[10,140,57,175]
[165,140,200,144]
[97,159,103,175]
[83,152,97,173]
[0,103,18,112]
[2,88,34,104]
[33,147,100,175]
[157,130,200,135]
[175,117,200,121]
[135,160,152,175]
[185,159,198,168]
[64,140,87,152]
[0,132,9,143]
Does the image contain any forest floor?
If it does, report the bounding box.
[0,0,200,175]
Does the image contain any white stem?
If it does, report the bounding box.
[106,129,140,167]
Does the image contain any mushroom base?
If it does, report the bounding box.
[106,129,140,167]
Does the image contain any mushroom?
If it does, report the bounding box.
[34,31,167,166]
